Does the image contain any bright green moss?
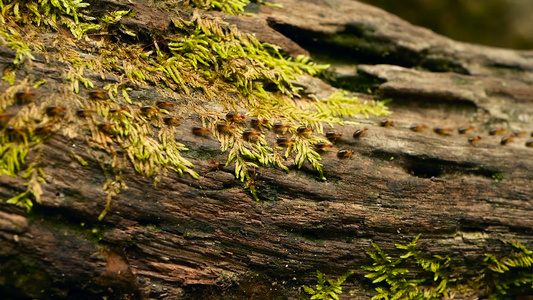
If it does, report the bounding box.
[361,235,533,299]
[0,0,391,213]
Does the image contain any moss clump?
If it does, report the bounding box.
[180,0,282,15]
[362,235,533,299]
[182,0,251,14]
[0,0,390,213]
[303,270,353,300]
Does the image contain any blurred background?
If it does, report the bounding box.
[358,0,533,50]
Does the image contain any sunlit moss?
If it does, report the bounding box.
[0,0,391,213]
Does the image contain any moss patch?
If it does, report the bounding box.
[0,0,390,214]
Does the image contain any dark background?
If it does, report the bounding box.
[358,0,533,49]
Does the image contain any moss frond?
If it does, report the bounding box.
[5,156,44,212]
[303,270,353,300]
[0,0,92,38]
[1,0,391,210]
[182,0,251,14]
[363,235,533,299]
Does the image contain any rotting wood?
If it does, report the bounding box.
[0,0,532,299]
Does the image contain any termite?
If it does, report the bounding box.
[315,143,334,151]
[468,136,482,144]
[250,117,268,129]
[512,130,526,137]
[76,109,95,117]
[297,126,313,135]
[45,106,67,117]
[209,160,225,170]
[88,90,108,100]
[325,131,342,141]
[6,126,27,139]
[458,126,474,134]
[434,127,453,135]
[500,135,514,145]
[140,106,159,115]
[35,124,54,134]
[380,120,394,127]
[226,112,246,123]
[109,107,128,114]
[526,140,533,147]
[217,123,235,133]
[337,149,354,159]
[0,113,13,127]
[246,168,262,201]
[409,124,427,132]
[192,126,211,135]
[353,128,368,139]
[163,117,180,126]
[273,122,291,133]
[15,91,35,103]
[98,122,115,135]
[242,130,261,141]
[489,128,505,135]
[156,101,174,110]
[276,137,296,147]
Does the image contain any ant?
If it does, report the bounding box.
[209,160,225,171]
[409,124,427,132]
[15,91,35,104]
[250,117,268,129]
[140,106,159,116]
[98,122,115,135]
[315,143,334,151]
[325,131,342,142]
[337,149,354,159]
[297,126,313,135]
[458,126,474,134]
[273,122,291,134]
[88,90,108,100]
[35,124,55,135]
[226,112,246,123]
[434,127,453,136]
[192,126,211,136]
[489,128,505,135]
[0,113,13,127]
[6,126,27,140]
[353,128,368,139]
[156,101,174,110]
[45,106,67,117]
[76,109,95,118]
[217,123,236,133]
[109,107,128,114]
[468,136,482,145]
[163,117,180,126]
[276,137,296,147]
[245,168,263,202]
[500,135,515,145]
[380,120,394,127]
[242,130,261,141]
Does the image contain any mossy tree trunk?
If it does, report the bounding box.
[1,0,532,299]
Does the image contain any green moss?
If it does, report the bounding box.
[360,235,533,299]
[1,0,390,212]
[303,270,353,300]
[181,0,282,15]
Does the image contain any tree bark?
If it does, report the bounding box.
[1,0,532,299]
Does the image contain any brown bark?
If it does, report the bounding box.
[1,0,532,299]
